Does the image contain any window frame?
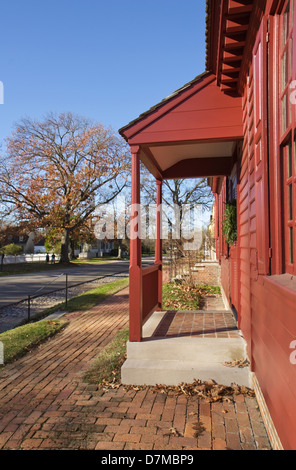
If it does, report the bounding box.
[278,0,296,275]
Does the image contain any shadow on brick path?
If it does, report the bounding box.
[0,288,272,450]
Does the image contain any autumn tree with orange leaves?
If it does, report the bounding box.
[0,112,130,263]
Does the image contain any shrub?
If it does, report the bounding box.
[0,243,23,255]
[222,201,237,245]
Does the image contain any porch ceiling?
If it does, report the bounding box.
[140,140,237,180]
[151,141,235,171]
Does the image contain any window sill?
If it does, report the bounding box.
[265,273,296,296]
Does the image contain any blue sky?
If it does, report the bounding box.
[0,0,207,145]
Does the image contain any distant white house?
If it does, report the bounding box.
[77,240,114,258]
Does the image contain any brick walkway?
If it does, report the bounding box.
[152,311,239,338]
[0,288,272,450]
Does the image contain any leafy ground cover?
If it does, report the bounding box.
[162,281,221,311]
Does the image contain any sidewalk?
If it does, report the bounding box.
[0,288,272,450]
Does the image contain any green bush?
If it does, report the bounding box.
[222,201,237,245]
[0,243,23,255]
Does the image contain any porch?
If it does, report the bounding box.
[119,71,248,388]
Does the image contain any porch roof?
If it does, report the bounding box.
[119,72,243,181]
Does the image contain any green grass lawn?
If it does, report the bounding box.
[0,320,68,365]
[70,257,126,265]
[0,261,73,276]
[0,257,125,276]
[38,277,129,318]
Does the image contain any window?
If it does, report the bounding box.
[280,1,294,134]
[279,0,296,274]
[283,141,295,269]
[228,163,238,202]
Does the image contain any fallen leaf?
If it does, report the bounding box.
[223,358,250,368]
[164,427,182,437]
[119,378,255,401]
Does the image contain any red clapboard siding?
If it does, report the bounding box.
[238,79,252,357]
[253,20,270,275]
[251,277,296,450]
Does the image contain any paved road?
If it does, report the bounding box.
[0,258,153,308]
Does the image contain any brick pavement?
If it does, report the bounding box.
[0,288,272,450]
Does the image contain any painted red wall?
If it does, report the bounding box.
[216,6,296,449]
[251,277,296,449]
[218,165,296,449]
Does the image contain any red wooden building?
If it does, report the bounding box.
[119,0,296,450]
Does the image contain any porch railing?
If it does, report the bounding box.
[129,261,162,342]
[142,263,161,324]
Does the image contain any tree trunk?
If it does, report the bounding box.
[60,228,70,263]
[70,239,76,259]
[117,239,123,259]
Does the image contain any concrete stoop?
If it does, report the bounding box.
[121,312,253,388]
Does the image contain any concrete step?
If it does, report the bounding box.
[126,336,247,362]
[121,358,252,388]
[121,335,252,388]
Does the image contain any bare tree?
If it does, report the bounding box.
[141,167,213,251]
